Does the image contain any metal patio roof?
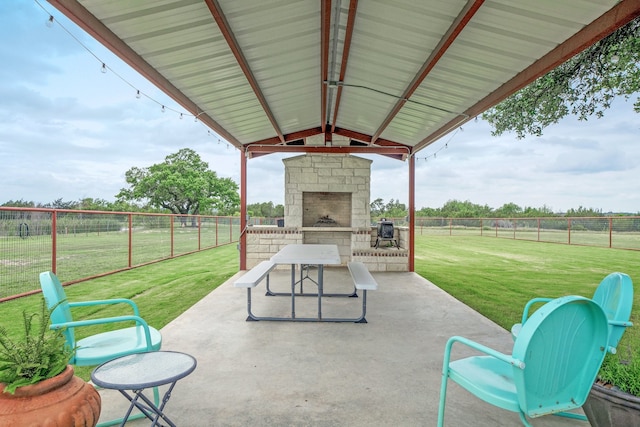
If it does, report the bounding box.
[47,0,640,161]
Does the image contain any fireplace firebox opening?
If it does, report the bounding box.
[302,192,352,228]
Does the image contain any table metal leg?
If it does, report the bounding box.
[290,263,296,318]
[318,264,323,319]
[118,383,178,427]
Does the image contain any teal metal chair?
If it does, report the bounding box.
[437,295,609,427]
[511,272,633,353]
[40,271,162,426]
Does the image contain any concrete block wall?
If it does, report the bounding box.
[245,228,302,269]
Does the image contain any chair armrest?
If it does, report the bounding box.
[50,315,154,350]
[68,298,140,316]
[521,297,552,324]
[444,336,525,370]
[609,320,633,327]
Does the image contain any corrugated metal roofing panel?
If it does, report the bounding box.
[65,0,631,151]
[380,0,621,145]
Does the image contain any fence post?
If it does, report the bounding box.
[198,216,202,250]
[537,218,540,241]
[568,218,572,245]
[609,217,613,248]
[128,214,133,268]
[51,210,57,274]
[171,216,174,257]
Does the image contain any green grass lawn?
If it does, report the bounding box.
[0,243,238,380]
[414,235,640,330]
[2,236,638,382]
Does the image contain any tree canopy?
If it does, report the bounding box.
[483,17,639,138]
[117,148,239,217]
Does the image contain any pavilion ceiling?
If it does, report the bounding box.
[48,0,639,160]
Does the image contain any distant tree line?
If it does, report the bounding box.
[3,197,635,220]
[384,199,635,219]
[246,201,284,218]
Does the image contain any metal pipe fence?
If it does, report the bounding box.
[4,210,638,301]
[413,216,640,250]
[0,207,240,301]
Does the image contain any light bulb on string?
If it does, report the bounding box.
[179,113,183,120]
[136,90,141,99]
[161,105,165,113]
[100,63,107,74]
[46,15,54,28]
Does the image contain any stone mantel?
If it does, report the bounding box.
[300,227,359,232]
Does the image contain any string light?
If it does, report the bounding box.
[34,0,238,153]
[415,127,461,163]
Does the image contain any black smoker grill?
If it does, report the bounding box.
[375,219,399,248]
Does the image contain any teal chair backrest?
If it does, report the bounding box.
[512,296,608,418]
[40,271,76,350]
[592,272,633,351]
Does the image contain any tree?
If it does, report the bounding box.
[370,198,385,216]
[117,148,240,224]
[247,201,284,218]
[483,17,639,138]
[565,206,603,217]
[493,202,523,218]
[1,199,35,208]
[42,198,78,210]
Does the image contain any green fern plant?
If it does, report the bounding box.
[0,300,74,394]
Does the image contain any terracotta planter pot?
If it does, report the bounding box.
[583,382,640,427]
[0,365,101,427]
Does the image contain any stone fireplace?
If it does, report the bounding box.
[282,154,371,229]
[245,154,408,271]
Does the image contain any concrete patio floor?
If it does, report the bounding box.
[96,268,585,426]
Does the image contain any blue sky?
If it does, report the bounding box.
[1,1,639,213]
